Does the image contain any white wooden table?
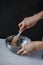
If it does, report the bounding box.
[0,39,43,65]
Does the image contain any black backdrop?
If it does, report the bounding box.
[0,0,43,40]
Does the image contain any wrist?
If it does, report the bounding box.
[40,11,43,19]
[33,11,43,23]
[34,41,43,51]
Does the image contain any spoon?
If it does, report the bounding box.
[11,31,22,46]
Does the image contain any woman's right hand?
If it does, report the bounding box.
[18,11,43,32]
[18,16,38,32]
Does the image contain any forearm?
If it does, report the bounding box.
[33,11,43,22]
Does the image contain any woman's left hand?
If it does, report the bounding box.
[17,41,43,55]
[17,41,38,55]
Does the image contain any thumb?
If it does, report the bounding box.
[19,24,25,32]
[18,22,23,28]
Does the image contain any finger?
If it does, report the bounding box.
[27,52,32,55]
[17,48,24,54]
[21,51,27,55]
[19,24,25,32]
[27,51,33,55]
[18,22,23,28]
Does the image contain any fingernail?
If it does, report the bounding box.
[17,52,18,54]
[17,51,19,54]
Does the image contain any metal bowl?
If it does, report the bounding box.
[5,35,31,54]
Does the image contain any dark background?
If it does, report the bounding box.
[0,0,43,40]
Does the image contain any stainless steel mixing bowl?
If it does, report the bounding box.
[5,35,31,54]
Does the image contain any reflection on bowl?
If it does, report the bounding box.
[5,35,31,54]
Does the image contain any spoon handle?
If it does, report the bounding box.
[17,31,22,37]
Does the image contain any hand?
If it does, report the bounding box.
[17,41,38,55]
[18,11,43,32]
[18,16,38,32]
[17,41,43,55]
